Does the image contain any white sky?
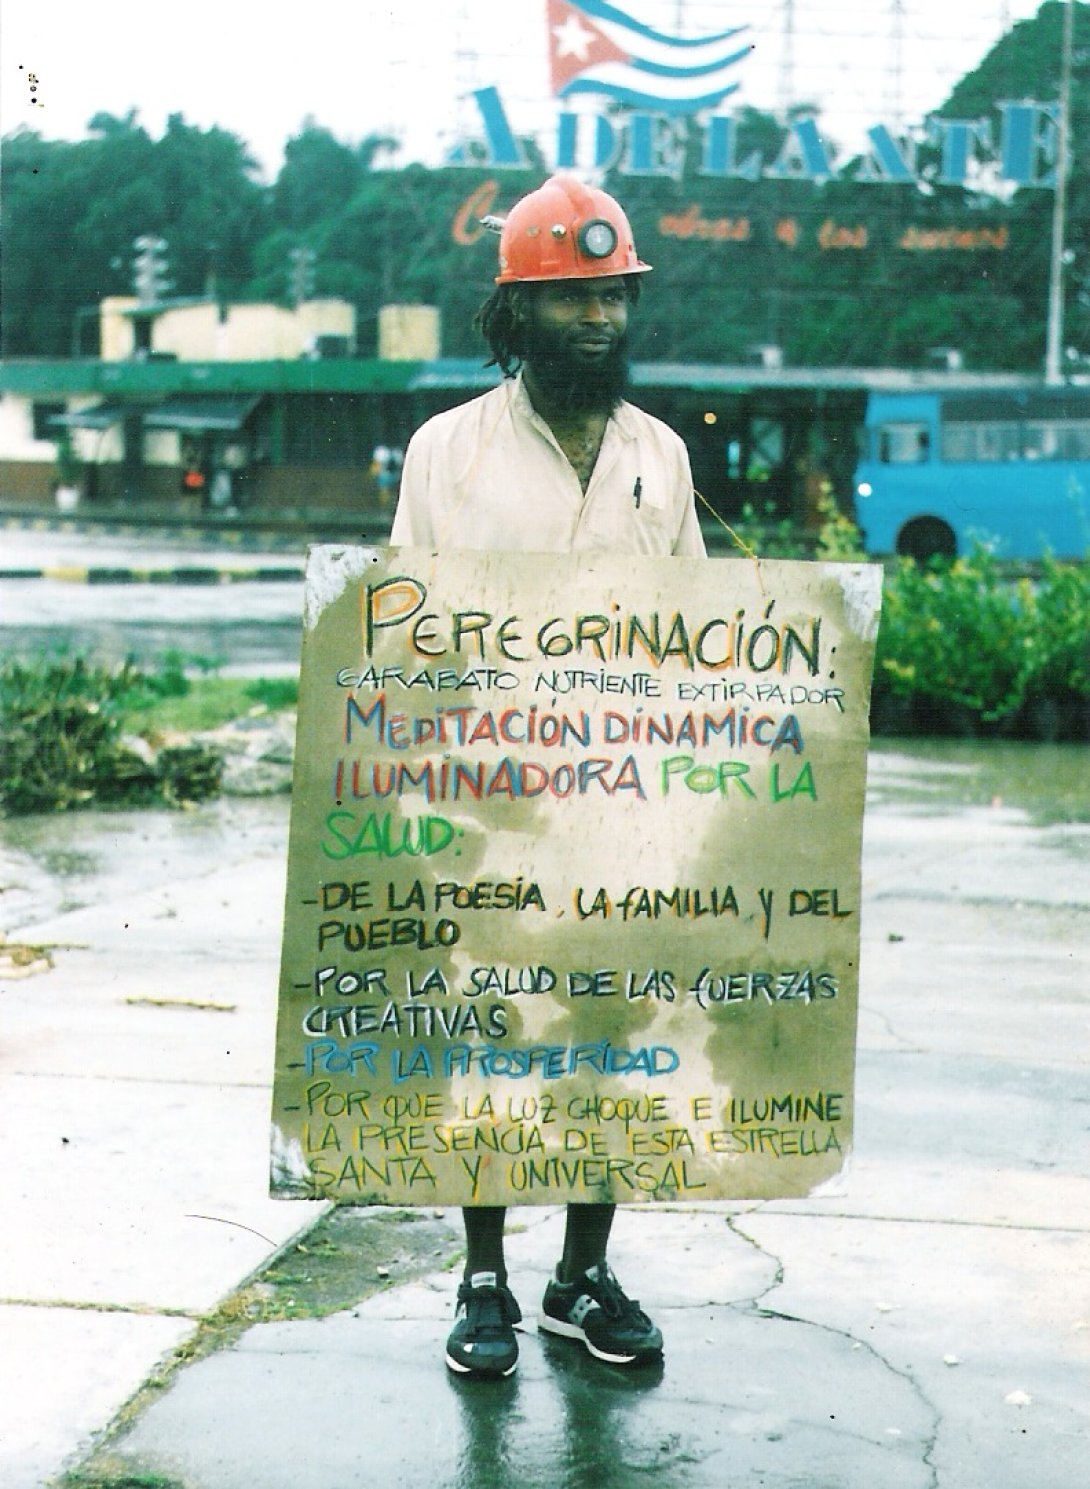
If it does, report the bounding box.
[1,0,1050,181]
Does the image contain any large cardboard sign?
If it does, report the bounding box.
[271,546,882,1206]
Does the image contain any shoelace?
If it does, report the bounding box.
[460,1283,516,1334]
[588,1266,650,1325]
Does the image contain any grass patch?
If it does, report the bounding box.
[234,1205,460,1323]
[122,676,280,735]
[122,671,298,736]
[0,655,297,815]
[58,1474,184,1489]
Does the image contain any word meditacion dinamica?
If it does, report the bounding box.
[340,695,807,754]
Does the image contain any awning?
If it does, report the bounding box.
[48,401,128,431]
[408,361,500,392]
[143,395,262,433]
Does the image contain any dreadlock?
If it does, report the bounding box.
[474,284,532,378]
[474,276,642,378]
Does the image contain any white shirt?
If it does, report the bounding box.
[389,374,706,557]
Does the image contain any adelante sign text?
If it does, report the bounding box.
[450,84,1062,191]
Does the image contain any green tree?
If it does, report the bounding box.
[301,164,539,356]
[933,0,1090,369]
[1,111,267,355]
[272,121,398,233]
[152,113,269,296]
[4,6,1085,370]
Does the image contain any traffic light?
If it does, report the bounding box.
[133,235,173,304]
[288,246,317,307]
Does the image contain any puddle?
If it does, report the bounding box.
[0,795,291,933]
[868,739,1089,827]
[2,742,1085,935]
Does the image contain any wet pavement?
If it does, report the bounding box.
[0,521,308,569]
[1,523,306,672]
[1,741,1087,1488]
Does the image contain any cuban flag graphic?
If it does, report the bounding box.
[547,0,751,116]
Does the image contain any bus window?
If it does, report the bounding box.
[1024,420,1090,461]
[941,424,977,462]
[750,418,785,474]
[941,421,1020,462]
[877,423,930,463]
[1023,422,1062,460]
[980,423,1022,461]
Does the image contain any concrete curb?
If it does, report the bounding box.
[0,509,385,549]
[0,564,304,583]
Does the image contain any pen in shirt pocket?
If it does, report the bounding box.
[633,476,642,509]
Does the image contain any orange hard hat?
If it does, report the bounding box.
[494,174,651,284]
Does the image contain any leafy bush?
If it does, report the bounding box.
[0,656,222,815]
[875,550,1035,725]
[812,494,868,563]
[717,517,1086,739]
[154,744,225,806]
[727,500,807,559]
[140,649,193,700]
[873,550,1090,738]
[1027,556,1090,699]
[728,494,867,562]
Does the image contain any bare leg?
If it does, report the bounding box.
[558,1202,616,1282]
[462,1206,508,1283]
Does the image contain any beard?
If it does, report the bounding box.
[521,318,630,418]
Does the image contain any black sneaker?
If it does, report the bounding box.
[539,1261,663,1365]
[445,1271,522,1378]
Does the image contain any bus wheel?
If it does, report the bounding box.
[897,518,956,563]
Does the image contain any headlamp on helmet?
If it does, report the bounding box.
[578,218,619,259]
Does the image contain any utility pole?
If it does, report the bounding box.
[1045,0,1075,385]
[890,0,905,135]
[452,0,479,159]
[779,0,796,118]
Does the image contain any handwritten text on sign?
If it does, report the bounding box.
[270,547,881,1206]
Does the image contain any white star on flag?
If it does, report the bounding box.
[545,1,750,116]
[553,13,597,61]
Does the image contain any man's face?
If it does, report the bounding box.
[520,276,630,415]
[529,277,629,358]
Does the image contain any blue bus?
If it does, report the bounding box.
[853,387,1090,562]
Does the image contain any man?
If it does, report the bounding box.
[390,173,705,1379]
